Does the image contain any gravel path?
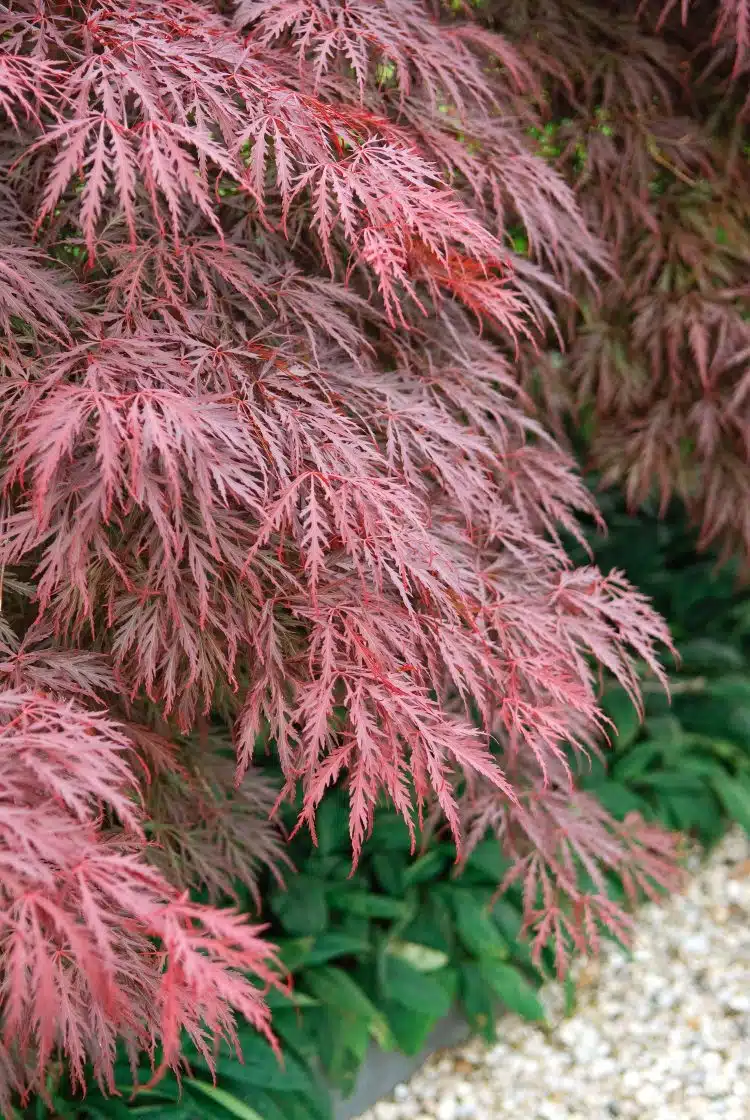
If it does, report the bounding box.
[357,828,750,1120]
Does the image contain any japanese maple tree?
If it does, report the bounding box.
[479,0,750,562]
[0,0,726,1110]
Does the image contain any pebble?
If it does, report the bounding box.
[357,829,750,1120]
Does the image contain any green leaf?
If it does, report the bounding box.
[563,974,578,1018]
[338,913,371,940]
[276,1096,332,1120]
[660,790,722,838]
[315,1006,372,1090]
[277,931,371,972]
[270,1010,318,1061]
[711,772,750,830]
[303,966,378,1019]
[447,889,509,960]
[270,876,329,936]
[402,849,450,886]
[221,1093,289,1120]
[372,852,406,895]
[272,1086,332,1120]
[491,899,534,966]
[675,696,744,741]
[432,962,458,1004]
[728,709,750,747]
[380,1001,438,1056]
[642,715,684,744]
[380,958,454,1018]
[589,780,651,819]
[327,888,409,919]
[634,772,705,792]
[302,967,392,1047]
[126,1107,192,1119]
[400,894,455,954]
[479,961,545,1021]
[611,741,665,780]
[304,932,372,968]
[678,754,735,779]
[577,751,608,786]
[303,853,351,883]
[277,937,315,972]
[459,962,496,1043]
[184,1081,263,1120]
[677,639,744,671]
[386,940,450,972]
[462,839,509,883]
[601,687,641,749]
[313,793,351,856]
[73,1096,145,1120]
[367,812,414,852]
[262,986,317,1011]
[706,677,750,705]
[186,1033,310,1094]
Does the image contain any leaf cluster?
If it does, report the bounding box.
[477,0,750,566]
[20,488,750,1120]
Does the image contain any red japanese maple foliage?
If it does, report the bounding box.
[0,0,710,1108]
[479,0,750,563]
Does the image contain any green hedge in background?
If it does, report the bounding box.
[28,492,750,1120]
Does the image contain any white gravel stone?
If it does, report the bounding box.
[355,828,750,1120]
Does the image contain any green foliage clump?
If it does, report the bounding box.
[575,491,750,846]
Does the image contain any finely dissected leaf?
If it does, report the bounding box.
[0,692,280,1115]
[510,0,750,567]
[0,0,726,1108]
[139,728,291,906]
[460,773,682,975]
